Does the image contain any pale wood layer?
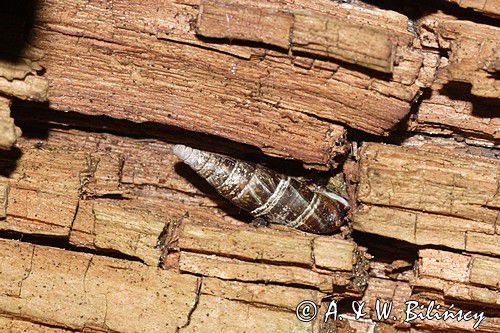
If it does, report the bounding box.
[0,237,339,333]
[0,315,73,333]
[176,220,363,294]
[0,127,234,253]
[411,249,500,332]
[445,0,500,17]
[412,90,499,147]
[353,142,500,256]
[0,238,200,332]
[336,252,499,333]
[197,1,405,73]
[417,14,499,99]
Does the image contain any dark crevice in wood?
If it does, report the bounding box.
[11,99,325,175]
[0,229,148,265]
[361,0,500,25]
[0,0,38,61]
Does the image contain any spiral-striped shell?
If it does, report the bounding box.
[173,145,349,234]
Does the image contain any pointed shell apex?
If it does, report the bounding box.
[173,144,193,161]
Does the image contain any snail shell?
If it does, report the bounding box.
[173,145,349,234]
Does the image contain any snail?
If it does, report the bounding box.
[173,145,349,234]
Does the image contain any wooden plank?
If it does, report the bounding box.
[179,251,336,293]
[292,12,395,73]
[70,199,165,266]
[179,293,312,333]
[180,277,319,332]
[0,237,358,332]
[201,277,324,311]
[197,2,293,49]
[0,142,84,236]
[0,127,222,238]
[178,221,355,270]
[178,222,314,266]
[70,196,247,266]
[29,0,350,168]
[197,1,400,73]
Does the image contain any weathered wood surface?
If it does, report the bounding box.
[0,127,226,237]
[334,247,500,333]
[0,237,324,333]
[414,249,499,306]
[0,315,73,332]
[197,1,407,73]
[176,221,366,294]
[0,58,47,149]
[352,142,500,256]
[410,90,499,147]
[0,0,499,332]
[0,128,366,332]
[0,238,200,332]
[410,249,500,332]
[417,12,499,99]
[445,0,500,17]
[23,0,445,169]
[5,233,376,332]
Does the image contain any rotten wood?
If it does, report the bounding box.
[410,90,499,147]
[334,251,500,333]
[0,227,343,333]
[22,0,441,170]
[176,220,367,294]
[0,237,199,332]
[0,126,367,296]
[410,249,500,332]
[197,1,406,73]
[417,13,499,99]
[0,127,229,238]
[0,0,498,332]
[0,315,73,332]
[445,0,500,17]
[352,142,500,256]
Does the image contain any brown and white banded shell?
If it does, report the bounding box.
[173,145,349,234]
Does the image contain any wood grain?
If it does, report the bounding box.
[445,0,500,17]
[353,142,500,256]
[418,14,499,99]
[24,0,440,168]
[411,90,499,147]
